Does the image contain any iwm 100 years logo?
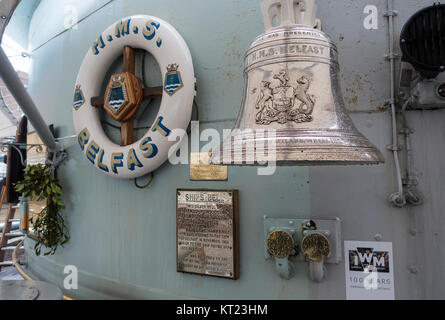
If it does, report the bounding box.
[348,247,390,273]
[344,241,394,299]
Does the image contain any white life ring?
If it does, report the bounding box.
[72,15,195,179]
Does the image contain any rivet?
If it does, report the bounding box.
[374,233,383,241]
[409,265,418,274]
[1,15,7,19]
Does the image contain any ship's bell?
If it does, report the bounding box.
[210,0,384,166]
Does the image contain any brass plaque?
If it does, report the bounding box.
[190,152,228,181]
[176,189,239,279]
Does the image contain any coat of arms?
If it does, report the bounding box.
[164,64,184,96]
[255,70,316,125]
[105,75,129,115]
[73,85,85,110]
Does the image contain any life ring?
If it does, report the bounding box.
[73,15,195,179]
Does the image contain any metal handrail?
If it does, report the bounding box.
[12,239,75,300]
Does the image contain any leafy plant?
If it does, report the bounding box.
[14,164,69,256]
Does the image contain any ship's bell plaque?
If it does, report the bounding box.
[210,0,384,166]
[176,189,239,279]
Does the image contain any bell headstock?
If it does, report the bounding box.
[261,0,321,31]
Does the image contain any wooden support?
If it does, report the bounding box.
[120,47,136,145]
[0,204,17,271]
[122,46,135,74]
[121,121,134,146]
[0,183,6,207]
[89,46,164,147]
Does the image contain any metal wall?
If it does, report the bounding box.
[308,0,444,300]
[21,0,444,299]
[4,0,40,48]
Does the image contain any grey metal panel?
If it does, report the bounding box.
[318,0,392,113]
[308,112,419,299]
[307,0,445,300]
[2,0,40,48]
[406,111,445,299]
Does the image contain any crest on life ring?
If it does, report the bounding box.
[73,85,85,110]
[105,75,129,115]
[164,64,183,96]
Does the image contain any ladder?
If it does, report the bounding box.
[0,184,24,271]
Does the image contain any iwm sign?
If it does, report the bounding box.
[348,246,390,273]
[344,241,394,300]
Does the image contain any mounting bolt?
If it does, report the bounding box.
[374,234,383,241]
[389,192,406,208]
[383,10,399,17]
[1,15,7,19]
[409,265,418,274]
[437,83,445,99]
[386,144,402,152]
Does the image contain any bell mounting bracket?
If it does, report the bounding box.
[261,0,322,31]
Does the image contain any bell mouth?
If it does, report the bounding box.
[209,129,385,166]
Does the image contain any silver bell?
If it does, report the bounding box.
[210,0,384,166]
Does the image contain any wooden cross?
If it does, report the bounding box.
[90,46,162,146]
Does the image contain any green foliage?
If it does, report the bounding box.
[14,164,69,256]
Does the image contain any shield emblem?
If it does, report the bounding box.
[73,86,85,110]
[164,64,183,96]
[272,85,294,111]
[105,76,129,115]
